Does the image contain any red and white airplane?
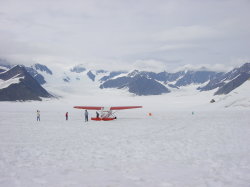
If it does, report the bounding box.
[74,106,142,121]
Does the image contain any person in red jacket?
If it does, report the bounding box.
[65,112,68,121]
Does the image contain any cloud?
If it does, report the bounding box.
[154,25,222,42]
[132,59,169,72]
[157,43,199,51]
[0,0,250,71]
[173,63,233,73]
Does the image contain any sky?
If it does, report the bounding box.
[0,0,250,72]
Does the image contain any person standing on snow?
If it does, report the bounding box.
[65,112,68,120]
[96,111,99,118]
[85,110,88,122]
[37,110,40,121]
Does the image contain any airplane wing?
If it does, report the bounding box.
[74,106,142,110]
[110,106,142,110]
[74,106,103,110]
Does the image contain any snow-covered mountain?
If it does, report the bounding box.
[199,62,250,95]
[98,63,250,96]
[0,65,53,101]
[0,60,53,85]
[1,60,250,101]
[98,69,223,95]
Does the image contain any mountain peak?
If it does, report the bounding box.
[128,70,140,77]
[0,65,52,101]
[33,64,53,75]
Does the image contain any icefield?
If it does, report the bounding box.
[0,85,250,187]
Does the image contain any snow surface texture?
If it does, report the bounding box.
[0,81,250,187]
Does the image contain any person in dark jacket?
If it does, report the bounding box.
[85,110,88,122]
[96,111,99,118]
[65,112,68,120]
[37,110,40,121]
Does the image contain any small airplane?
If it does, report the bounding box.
[74,106,142,121]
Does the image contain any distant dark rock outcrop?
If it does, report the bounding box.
[87,71,95,81]
[100,75,170,95]
[210,99,215,103]
[0,65,52,101]
[127,76,170,95]
[63,76,70,82]
[33,64,53,75]
[100,77,132,89]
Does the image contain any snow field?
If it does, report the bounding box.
[0,98,250,187]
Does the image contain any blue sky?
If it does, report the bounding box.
[0,0,250,71]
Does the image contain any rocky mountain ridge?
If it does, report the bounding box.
[0,65,53,101]
[0,60,250,100]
